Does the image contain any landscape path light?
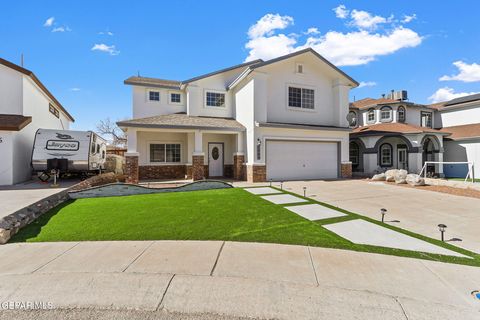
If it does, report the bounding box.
[303,187,307,197]
[438,224,447,242]
[380,208,387,223]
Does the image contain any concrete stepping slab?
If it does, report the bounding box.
[213,242,317,285]
[286,204,347,221]
[38,241,153,273]
[261,194,308,205]
[324,219,468,258]
[244,187,282,195]
[125,240,223,275]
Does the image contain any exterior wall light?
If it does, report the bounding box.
[438,224,447,241]
[381,208,387,223]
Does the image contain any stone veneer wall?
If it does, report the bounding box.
[233,155,245,180]
[192,155,205,180]
[125,155,139,184]
[139,165,186,180]
[245,164,266,182]
[341,162,353,178]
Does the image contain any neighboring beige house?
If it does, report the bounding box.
[0,58,74,185]
[118,48,358,183]
[348,92,480,179]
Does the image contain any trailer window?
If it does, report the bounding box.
[97,144,100,153]
[102,150,106,159]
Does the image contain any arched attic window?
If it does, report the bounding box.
[398,106,406,123]
[380,106,393,122]
[367,108,375,123]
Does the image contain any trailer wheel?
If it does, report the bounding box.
[38,172,51,182]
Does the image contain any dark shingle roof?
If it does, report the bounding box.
[0,114,32,131]
[440,123,480,140]
[445,93,480,106]
[351,123,449,136]
[117,114,245,131]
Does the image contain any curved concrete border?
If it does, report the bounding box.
[68,180,233,199]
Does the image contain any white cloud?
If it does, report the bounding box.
[247,13,293,38]
[69,87,81,92]
[305,27,320,35]
[99,30,114,36]
[402,14,417,23]
[349,9,388,30]
[91,43,120,56]
[333,5,349,19]
[245,8,422,66]
[52,26,71,33]
[44,17,55,27]
[358,81,377,88]
[439,61,480,82]
[428,87,479,103]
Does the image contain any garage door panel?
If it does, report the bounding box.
[266,141,338,181]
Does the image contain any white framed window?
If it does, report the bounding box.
[149,143,181,163]
[380,144,392,167]
[205,91,225,107]
[421,111,432,128]
[380,106,392,122]
[367,108,375,123]
[169,91,182,104]
[148,90,160,102]
[398,106,406,123]
[296,63,304,74]
[288,86,314,109]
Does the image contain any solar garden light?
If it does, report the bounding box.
[280,181,284,190]
[438,224,447,241]
[269,179,273,187]
[380,208,387,223]
[303,187,307,197]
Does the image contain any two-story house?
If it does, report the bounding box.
[0,58,74,185]
[349,91,480,179]
[118,48,358,183]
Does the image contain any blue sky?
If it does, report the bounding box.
[1,1,479,130]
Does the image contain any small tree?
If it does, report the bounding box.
[96,118,127,148]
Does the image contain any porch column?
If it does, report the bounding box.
[436,151,445,177]
[233,132,245,180]
[125,128,139,184]
[192,130,205,180]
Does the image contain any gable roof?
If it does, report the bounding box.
[0,57,75,122]
[350,98,399,110]
[250,48,359,87]
[445,93,480,106]
[182,59,263,84]
[439,123,480,140]
[351,123,449,136]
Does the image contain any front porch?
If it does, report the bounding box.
[117,115,247,184]
[350,128,449,177]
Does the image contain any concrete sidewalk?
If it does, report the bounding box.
[0,241,478,319]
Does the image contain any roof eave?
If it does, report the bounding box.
[116,122,245,132]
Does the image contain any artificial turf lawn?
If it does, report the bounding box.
[10,187,480,267]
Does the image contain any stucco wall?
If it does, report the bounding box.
[444,139,480,178]
[357,104,434,127]
[136,131,188,165]
[132,86,186,118]
[0,64,23,115]
[0,132,14,185]
[234,78,255,164]
[439,104,480,127]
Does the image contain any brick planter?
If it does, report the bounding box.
[192,155,205,181]
[341,162,353,178]
[139,165,186,180]
[125,155,139,184]
[233,154,245,180]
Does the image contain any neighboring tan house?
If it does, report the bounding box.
[118,48,358,183]
[431,94,480,178]
[0,57,74,185]
[348,91,480,179]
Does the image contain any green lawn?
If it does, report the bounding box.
[448,178,480,183]
[11,187,480,267]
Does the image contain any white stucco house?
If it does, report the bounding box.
[348,92,480,179]
[118,48,359,183]
[0,58,74,185]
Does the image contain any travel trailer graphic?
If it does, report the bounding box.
[31,129,107,180]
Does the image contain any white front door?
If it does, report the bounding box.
[208,143,223,177]
[398,148,407,170]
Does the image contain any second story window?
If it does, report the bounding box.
[206,91,225,107]
[149,91,160,101]
[170,92,181,104]
[367,108,375,123]
[288,86,314,109]
[421,111,432,128]
[380,106,392,122]
[398,106,406,123]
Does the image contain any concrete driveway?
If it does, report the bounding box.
[0,179,78,219]
[280,179,480,253]
[0,241,478,319]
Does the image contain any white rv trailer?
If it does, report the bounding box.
[31,129,107,178]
